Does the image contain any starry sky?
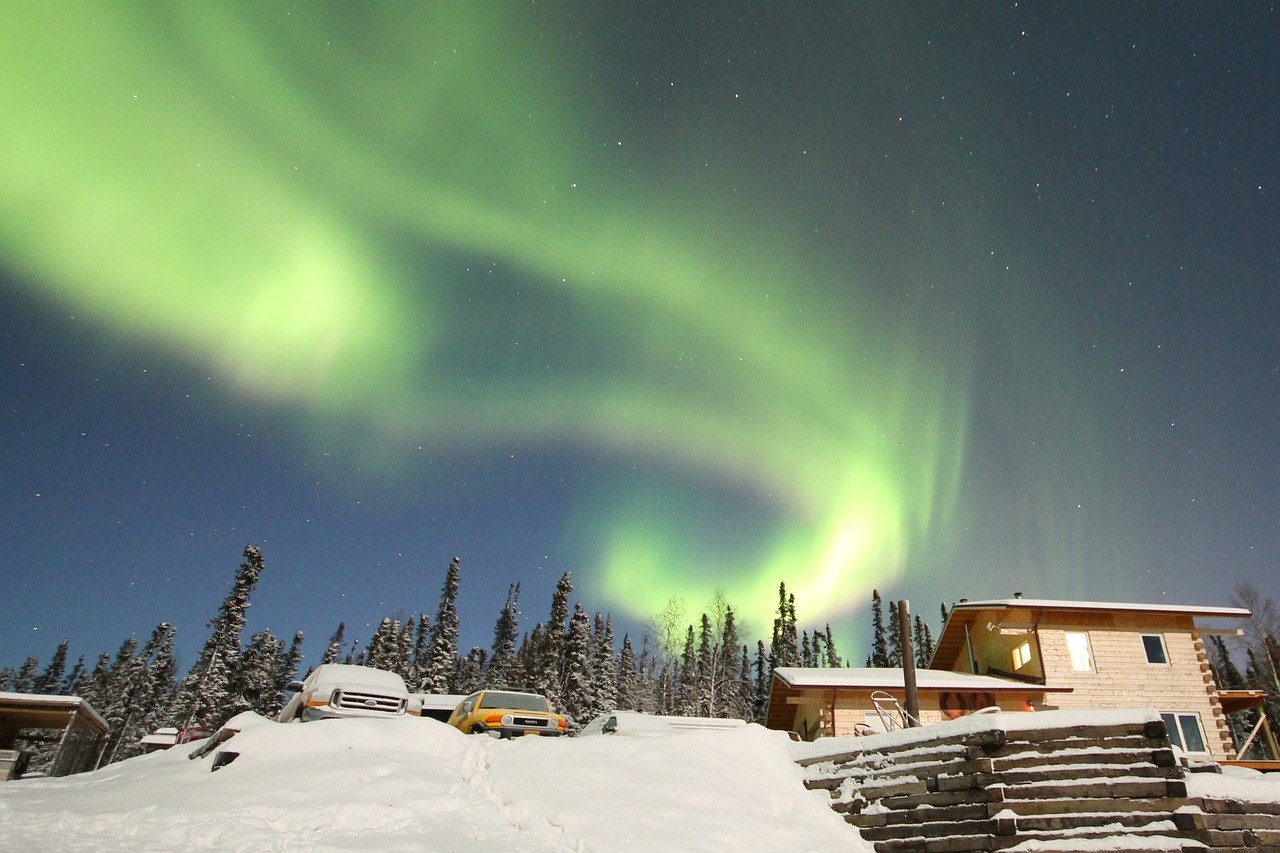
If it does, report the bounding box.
[2,2,1276,670]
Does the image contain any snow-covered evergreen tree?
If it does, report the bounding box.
[717,606,742,717]
[823,624,841,668]
[486,584,520,689]
[366,618,400,672]
[560,603,594,725]
[752,640,770,723]
[737,644,754,720]
[234,629,283,718]
[534,573,572,706]
[136,623,178,740]
[869,589,889,667]
[425,557,462,693]
[455,647,488,694]
[13,656,38,693]
[676,625,699,717]
[100,637,144,763]
[320,622,346,666]
[588,613,617,719]
[174,544,267,730]
[62,656,87,695]
[696,613,715,715]
[410,613,431,689]
[886,599,903,667]
[34,639,68,694]
[616,634,638,711]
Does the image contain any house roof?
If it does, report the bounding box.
[929,597,1251,670]
[772,667,1070,693]
[946,598,1251,619]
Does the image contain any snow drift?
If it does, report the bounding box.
[0,714,869,851]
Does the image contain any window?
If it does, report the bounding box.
[1064,631,1095,672]
[1161,712,1208,754]
[1012,640,1032,671]
[1142,634,1168,665]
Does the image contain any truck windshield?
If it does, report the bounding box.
[479,692,550,712]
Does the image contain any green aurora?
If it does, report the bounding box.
[0,4,972,626]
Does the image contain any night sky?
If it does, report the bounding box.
[2,3,1276,670]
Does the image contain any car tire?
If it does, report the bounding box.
[470,724,487,735]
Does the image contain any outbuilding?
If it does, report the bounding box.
[0,692,109,779]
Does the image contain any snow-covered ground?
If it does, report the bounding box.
[0,714,870,851]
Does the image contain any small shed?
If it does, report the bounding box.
[767,667,1071,741]
[0,692,109,779]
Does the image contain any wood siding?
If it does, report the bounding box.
[1026,612,1233,760]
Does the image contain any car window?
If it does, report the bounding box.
[478,691,550,712]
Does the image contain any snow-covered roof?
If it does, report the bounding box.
[0,691,109,731]
[948,597,1251,618]
[772,667,1070,692]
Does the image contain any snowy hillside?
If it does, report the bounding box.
[0,715,869,851]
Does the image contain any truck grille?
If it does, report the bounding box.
[511,715,555,728]
[333,689,404,714]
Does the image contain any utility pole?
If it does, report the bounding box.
[899,599,920,726]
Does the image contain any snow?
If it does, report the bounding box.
[1186,763,1280,804]
[773,666,1070,692]
[947,598,1251,619]
[0,714,869,851]
[789,708,1166,764]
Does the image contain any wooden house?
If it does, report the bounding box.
[929,596,1256,762]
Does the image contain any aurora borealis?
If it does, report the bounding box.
[2,3,1276,664]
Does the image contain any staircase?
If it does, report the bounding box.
[797,714,1280,851]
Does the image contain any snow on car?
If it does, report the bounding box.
[277,664,412,723]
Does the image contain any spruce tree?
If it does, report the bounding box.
[535,573,573,706]
[719,606,742,716]
[560,603,594,725]
[34,639,69,694]
[696,613,715,716]
[617,634,638,711]
[62,656,87,696]
[752,640,770,723]
[886,599,903,667]
[366,618,398,672]
[677,625,699,716]
[870,590,889,667]
[824,624,841,668]
[425,557,462,693]
[486,584,520,689]
[410,614,431,689]
[588,613,617,719]
[137,623,178,738]
[321,622,346,666]
[456,648,488,694]
[175,544,267,730]
[100,637,144,763]
[13,656,39,693]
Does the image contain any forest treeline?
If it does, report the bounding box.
[5,545,1277,767]
[1,545,873,766]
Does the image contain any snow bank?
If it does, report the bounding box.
[0,717,869,851]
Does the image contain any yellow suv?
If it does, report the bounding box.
[447,690,567,738]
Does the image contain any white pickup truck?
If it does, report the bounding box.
[277,664,414,723]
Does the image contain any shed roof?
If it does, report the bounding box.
[0,692,109,733]
[772,667,1071,693]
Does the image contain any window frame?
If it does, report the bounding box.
[1160,711,1209,755]
[1064,630,1096,672]
[1012,640,1033,671]
[1141,633,1169,666]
